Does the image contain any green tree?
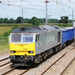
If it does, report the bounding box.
[38,18,45,23]
[8,18,15,23]
[48,19,59,23]
[31,17,40,26]
[0,18,3,23]
[60,16,68,25]
[16,16,24,23]
[3,18,8,23]
[24,18,31,23]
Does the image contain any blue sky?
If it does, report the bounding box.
[0,0,75,19]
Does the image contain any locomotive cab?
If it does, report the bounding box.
[9,33,36,56]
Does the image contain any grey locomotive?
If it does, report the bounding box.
[9,25,62,66]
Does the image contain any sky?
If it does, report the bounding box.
[0,0,75,19]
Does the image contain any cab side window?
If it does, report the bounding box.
[36,34,40,42]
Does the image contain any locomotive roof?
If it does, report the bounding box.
[11,25,61,33]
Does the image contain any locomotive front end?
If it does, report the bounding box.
[9,33,35,66]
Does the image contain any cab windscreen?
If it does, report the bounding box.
[11,34,21,42]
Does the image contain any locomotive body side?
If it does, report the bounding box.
[35,30,62,55]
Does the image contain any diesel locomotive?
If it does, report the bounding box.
[9,25,74,66]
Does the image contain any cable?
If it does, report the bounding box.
[55,0,58,4]
[0,0,68,19]
[0,2,61,15]
[0,0,63,13]
[68,0,75,3]
[56,0,70,11]
[57,0,73,19]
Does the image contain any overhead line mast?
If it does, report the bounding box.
[45,0,50,25]
[8,0,9,6]
[22,7,24,23]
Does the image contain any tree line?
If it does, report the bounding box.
[0,16,73,25]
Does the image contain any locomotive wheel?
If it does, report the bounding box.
[10,63,15,68]
[60,45,62,50]
[34,55,42,64]
[34,58,40,64]
[58,46,61,51]
[43,53,47,60]
[55,47,58,52]
[39,55,42,62]
[63,43,66,48]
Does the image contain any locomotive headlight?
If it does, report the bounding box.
[28,51,34,54]
[10,51,16,53]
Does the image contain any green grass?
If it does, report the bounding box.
[0,23,34,27]
[0,26,11,54]
[58,23,73,28]
[40,23,73,28]
[0,38,9,54]
[0,27,12,34]
[0,44,9,54]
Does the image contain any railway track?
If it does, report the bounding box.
[42,48,75,75]
[0,56,10,67]
[0,43,75,75]
[0,56,13,75]
[41,52,67,75]
[60,57,75,75]
[4,68,31,75]
[61,58,75,75]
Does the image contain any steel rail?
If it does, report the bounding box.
[0,56,9,62]
[0,61,11,67]
[60,57,75,75]
[41,52,67,75]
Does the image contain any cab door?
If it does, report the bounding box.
[35,34,40,54]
